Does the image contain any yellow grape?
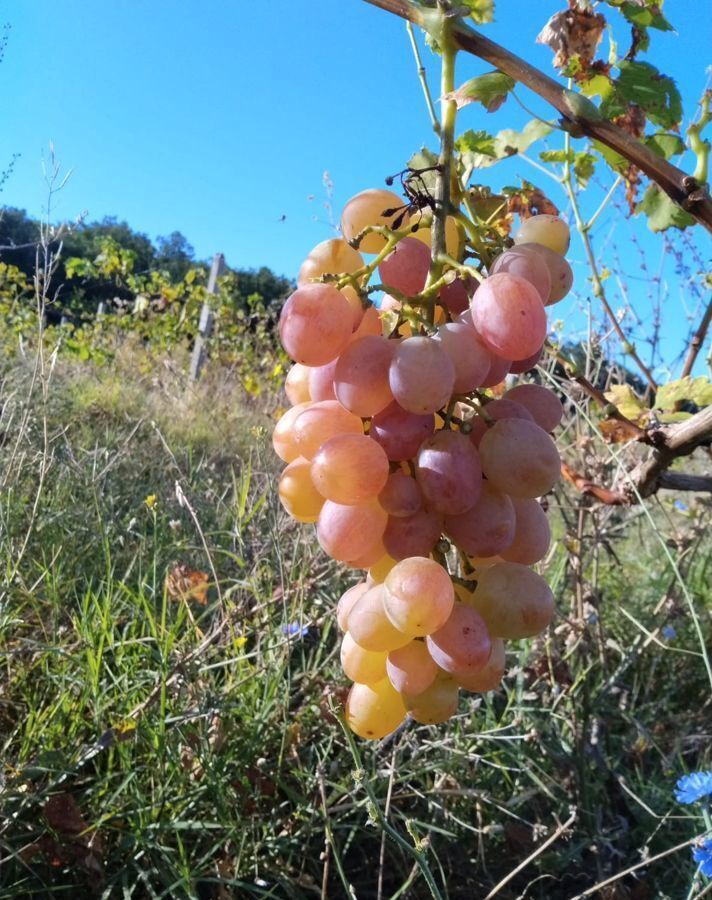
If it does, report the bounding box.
[284,363,311,406]
[470,562,554,638]
[387,640,438,695]
[317,500,387,563]
[311,434,389,505]
[404,671,459,725]
[383,556,454,637]
[455,638,506,692]
[292,400,363,460]
[345,678,407,740]
[297,238,363,287]
[368,554,398,583]
[272,402,310,463]
[514,214,570,256]
[410,214,463,258]
[337,582,370,632]
[348,584,412,652]
[278,457,324,522]
[341,189,408,254]
[341,632,388,684]
[352,304,383,338]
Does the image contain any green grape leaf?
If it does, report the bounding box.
[456,129,497,158]
[539,149,596,186]
[656,376,712,410]
[407,147,440,195]
[607,0,673,33]
[462,0,495,24]
[447,71,516,112]
[657,410,693,423]
[580,74,615,101]
[604,384,646,420]
[494,118,552,156]
[644,132,686,160]
[593,139,630,174]
[615,61,682,129]
[636,184,695,232]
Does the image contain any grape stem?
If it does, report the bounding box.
[406,21,441,135]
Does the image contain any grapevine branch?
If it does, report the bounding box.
[361,0,712,234]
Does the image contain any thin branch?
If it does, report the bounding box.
[680,297,712,378]
[361,0,712,233]
[657,471,712,493]
[406,22,441,135]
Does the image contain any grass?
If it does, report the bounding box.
[0,341,710,899]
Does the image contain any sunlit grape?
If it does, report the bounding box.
[349,584,413,652]
[426,602,492,674]
[490,245,551,302]
[293,400,363,459]
[284,363,311,406]
[279,284,353,366]
[311,434,389,504]
[514,214,570,256]
[337,582,370,632]
[521,243,573,304]
[387,641,438,695]
[470,562,555,638]
[383,556,455,636]
[379,237,431,297]
[317,500,387,562]
[341,189,408,254]
[404,671,459,725]
[471,273,547,361]
[389,337,456,415]
[341,632,388,684]
[410,214,463,257]
[278,456,324,522]
[479,418,560,498]
[334,335,394,417]
[345,678,407,739]
[272,402,310,463]
[368,554,399,583]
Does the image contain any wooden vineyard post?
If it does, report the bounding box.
[190,252,225,381]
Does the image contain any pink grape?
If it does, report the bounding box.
[293,400,363,459]
[439,276,471,315]
[337,582,370,632]
[279,284,353,366]
[444,482,515,557]
[348,584,412,652]
[504,384,563,433]
[500,498,551,565]
[370,402,434,461]
[490,245,551,302]
[455,638,506,692]
[272,402,310,463]
[521,243,573,304]
[509,345,544,374]
[378,470,423,518]
[426,603,492,675]
[471,273,547,361]
[468,398,534,448]
[311,434,389,505]
[347,539,387,570]
[389,337,456,415]
[514,214,570,256]
[308,358,338,402]
[341,188,408,254]
[387,641,438,695]
[334,335,394,417]
[470,562,555,639]
[378,237,431,297]
[383,507,443,560]
[479,418,560,498]
[433,322,492,393]
[383,556,455,636]
[415,430,482,516]
[297,238,365,330]
[352,304,383,338]
[317,500,387,562]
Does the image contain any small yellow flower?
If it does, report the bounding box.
[144,494,158,510]
[235,635,248,650]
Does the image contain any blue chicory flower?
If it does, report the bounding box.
[675,771,712,805]
[282,621,310,638]
[692,839,712,878]
[661,625,676,640]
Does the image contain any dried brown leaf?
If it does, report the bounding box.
[166,564,210,605]
[537,8,606,72]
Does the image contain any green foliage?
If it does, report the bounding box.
[636,184,696,232]
[461,0,495,24]
[450,71,516,112]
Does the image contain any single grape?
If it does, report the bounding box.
[298,238,365,330]
[387,641,438,695]
[519,243,573,304]
[503,383,563,433]
[279,284,353,366]
[293,400,363,459]
[490,245,551,302]
[471,273,547,361]
[455,638,506,692]
[444,482,515,557]
[272,402,310,463]
[345,678,407,739]
[368,554,399,583]
[284,363,311,405]
[404,671,459,725]
[378,470,423,518]
[426,602,492,674]
[514,214,570,255]
[439,276,471,315]
[383,507,443,560]
[383,556,455,636]
[370,402,434,461]
[278,456,325,522]
[334,335,394,417]
[378,237,431,297]
[433,322,492,393]
[347,538,388,570]
[308,358,338,402]
[311,433,389,504]
[499,498,551,565]
[348,584,413,652]
[479,418,560,498]
[389,337,456,415]
[353,304,384,338]
[509,345,543,374]
[337,582,370,632]
[468,398,534,448]
[415,430,482,516]
[341,632,388,684]
[341,189,408,254]
[470,562,555,638]
[317,500,387,562]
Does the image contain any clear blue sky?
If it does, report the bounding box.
[1,0,709,376]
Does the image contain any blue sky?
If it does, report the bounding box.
[1,0,709,376]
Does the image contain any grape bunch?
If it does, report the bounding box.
[273,187,573,740]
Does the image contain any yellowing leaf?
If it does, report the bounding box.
[656,376,712,410]
[604,384,645,421]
